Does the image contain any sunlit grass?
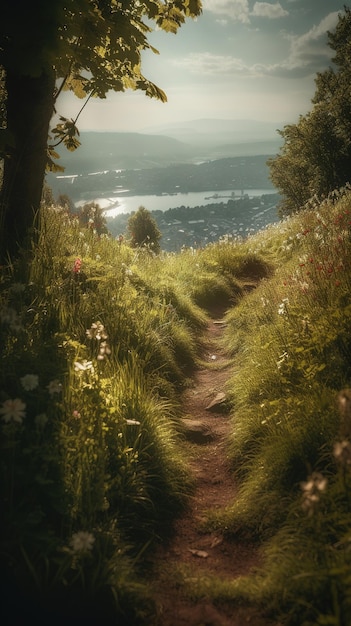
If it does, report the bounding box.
[1,188,351,624]
[193,188,351,624]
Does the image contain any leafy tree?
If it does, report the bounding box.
[78,201,108,236]
[268,6,351,217]
[128,205,161,253]
[0,0,202,261]
[56,193,75,213]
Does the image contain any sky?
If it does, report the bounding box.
[57,0,346,134]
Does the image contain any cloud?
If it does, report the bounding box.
[280,11,340,75]
[176,11,340,80]
[203,0,250,23]
[173,52,250,75]
[251,3,289,19]
[254,12,340,78]
[204,0,289,21]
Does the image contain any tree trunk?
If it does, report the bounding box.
[0,69,56,263]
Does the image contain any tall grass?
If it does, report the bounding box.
[2,188,351,624]
[0,205,200,621]
[198,188,351,624]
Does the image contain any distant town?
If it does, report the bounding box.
[106,192,280,252]
[45,130,281,251]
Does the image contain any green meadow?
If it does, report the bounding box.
[1,186,351,625]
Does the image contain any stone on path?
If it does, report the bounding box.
[182,419,215,444]
[205,391,226,412]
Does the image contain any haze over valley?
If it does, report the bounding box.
[46,118,281,250]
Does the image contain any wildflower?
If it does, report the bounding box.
[337,389,351,438]
[97,341,111,361]
[72,410,81,419]
[301,472,327,515]
[73,258,82,273]
[278,298,289,316]
[74,360,94,372]
[301,318,310,335]
[35,413,48,429]
[9,283,25,294]
[0,398,26,424]
[0,307,22,331]
[69,531,95,554]
[333,440,351,466]
[20,374,39,391]
[47,379,62,395]
[277,351,288,370]
[86,321,107,341]
[121,263,133,276]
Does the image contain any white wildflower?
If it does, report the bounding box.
[47,379,63,395]
[20,374,39,391]
[301,471,327,515]
[278,298,289,316]
[86,321,107,341]
[333,440,351,465]
[0,307,22,331]
[74,360,94,372]
[35,413,48,429]
[277,351,288,370]
[0,398,26,424]
[69,531,95,553]
[97,341,111,361]
[9,283,26,294]
[125,419,141,426]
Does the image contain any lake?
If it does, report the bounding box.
[75,188,277,217]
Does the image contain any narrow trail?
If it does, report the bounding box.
[148,308,280,626]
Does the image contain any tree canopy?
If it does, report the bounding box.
[0,0,202,261]
[128,205,162,253]
[268,5,351,217]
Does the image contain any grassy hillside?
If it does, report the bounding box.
[1,185,351,624]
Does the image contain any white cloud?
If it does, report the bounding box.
[204,0,289,21]
[216,19,229,26]
[282,12,340,74]
[173,52,250,75]
[203,0,250,23]
[252,13,340,78]
[177,11,340,80]
[251,3,289,19]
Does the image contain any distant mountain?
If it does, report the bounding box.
[49,121,283,175]
[51,131,194,174]
[141,118,283,149]
[205,140,282,159]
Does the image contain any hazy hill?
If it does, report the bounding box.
[50,120,283,175]
[47,155,276,203]
[46,121,281,204]
[141,118,283,149]
[52,131,194,173]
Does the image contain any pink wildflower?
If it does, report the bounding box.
[73,258,82,274]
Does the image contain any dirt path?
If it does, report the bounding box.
[148,309,280,626]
